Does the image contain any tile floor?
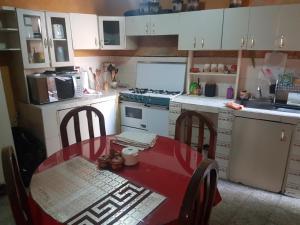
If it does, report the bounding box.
[0,180,299,225]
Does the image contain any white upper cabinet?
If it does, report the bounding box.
[149,14,179,35]
[277,4,300,51]
[178,9,223,50]
[125,15,150,36]
[69,13,99,50]
[98,16,125,49]
[17,9,74,69]
[125,14,179,36]
[17,9,50,69]
[45,12,74,67]
[222,7,250,50]
[247,5,280,50]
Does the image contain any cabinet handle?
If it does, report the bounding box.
[49,38,53,48]
[152,23,155,34]
[201,39,204,48]
[95,37,98,47]
[145,24,149,34]
[280,130,285,142]
[193,37,196,48]
[140,124,146,128]
[240,37,245,48]
[280,35,285,48]
[43,38,48,48]
[250,38,255,48]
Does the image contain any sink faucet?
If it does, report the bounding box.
[257,86,262,98]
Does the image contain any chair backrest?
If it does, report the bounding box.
[60,106,106,148]
[2,146,32,225]
[178,159,218,225]
[175,110,217,159]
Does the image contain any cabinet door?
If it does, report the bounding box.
[248,5,280,50]
[178,12,199,50]
[98,16,125,50]
[196,9,223,50]
[150,14,179,35]
[46,12,74,67]
[69,13,99,49]
[57,107,90,146]
[277,4,300,51]
[230,117,293,192]
[17,9,50,69]
[125,15,150,36]
[222,7,250,50]
[92,100,117,136]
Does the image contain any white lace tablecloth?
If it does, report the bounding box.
[30,157,165,225]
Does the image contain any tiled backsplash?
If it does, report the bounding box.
[74,55,300,96]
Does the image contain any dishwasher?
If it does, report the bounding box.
[229,116,294,193]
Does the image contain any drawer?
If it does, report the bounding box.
[168,112,180,125]
[218,119,233,130]
[291,143,300,158]
[217,133,232,143]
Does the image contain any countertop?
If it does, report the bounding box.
[172,95,300,124]
[27,89,119,111]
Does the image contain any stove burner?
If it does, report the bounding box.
[129,88,181,95]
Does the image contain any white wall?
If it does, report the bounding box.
[0,72,15,184]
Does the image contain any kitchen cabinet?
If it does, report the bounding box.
[178,9,223,50]
[0,6,21,52]
[125,14,179,36]
[17,9,74,68]
[70,13,99,50]
[222,7,250,50]
[91,100,118,136]
[276,4,300,51]
[230,117,294,192]
[98,16,136,50]
[247,5,280,50]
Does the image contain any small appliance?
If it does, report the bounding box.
[27,71,84,105]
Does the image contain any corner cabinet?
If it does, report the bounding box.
[17,9,74,69]
[178,9,223,50]
[69,13,99,50]
[125,14,179,36]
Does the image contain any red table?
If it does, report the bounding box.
[29,136,222,225]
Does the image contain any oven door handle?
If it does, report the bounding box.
[140,124,147,128]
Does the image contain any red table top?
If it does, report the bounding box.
[29,136,222,225]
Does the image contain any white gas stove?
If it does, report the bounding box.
[120,62,186,136]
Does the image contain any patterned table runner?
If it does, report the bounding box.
[30,157,166,225]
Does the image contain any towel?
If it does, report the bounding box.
[226,101,244,110]
[115,131,157,149]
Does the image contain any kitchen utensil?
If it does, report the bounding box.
[211,64,218,73]
[205,83,217,97]
[218,64,225,73]
[204,64,211,72]
[52,24,65,39]
[226,86,234,99]
[122,147,139,166]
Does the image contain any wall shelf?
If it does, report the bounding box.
[0,28,19,32]
[189,72,237,77]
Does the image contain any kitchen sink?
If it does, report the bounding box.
[237,99,300,113]
[237,99,276,110]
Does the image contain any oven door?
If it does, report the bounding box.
[120,102,148,131]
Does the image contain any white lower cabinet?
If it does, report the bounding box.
[91,100,118,136]
[18,96,118,157]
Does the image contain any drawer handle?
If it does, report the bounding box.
[140,124,146,128]
[281,130,285,142]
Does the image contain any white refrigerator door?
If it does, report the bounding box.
[0,71,15,184]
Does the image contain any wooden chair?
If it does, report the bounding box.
[175,110,217,159]
[2,146,33,225]
[60,106,106,148]
[178,159,219,225]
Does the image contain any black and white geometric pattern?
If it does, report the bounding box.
[66,181,164,225]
